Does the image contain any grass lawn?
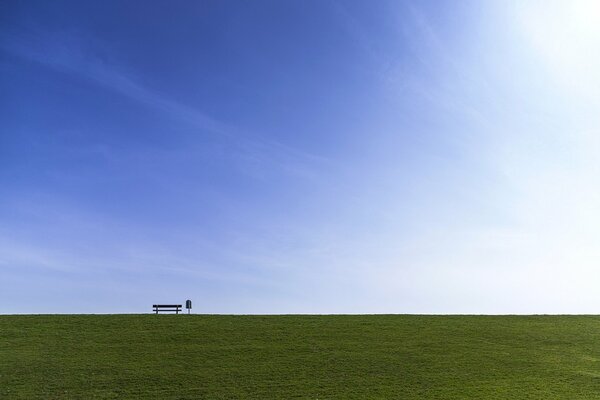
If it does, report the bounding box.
[2,315,600,399]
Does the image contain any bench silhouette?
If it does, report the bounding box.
[153,304,182,314]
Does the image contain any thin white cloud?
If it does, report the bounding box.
[0,30,331,178]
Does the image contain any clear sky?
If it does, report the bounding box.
[2,0,600,314]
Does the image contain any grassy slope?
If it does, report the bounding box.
[2,315,600,399]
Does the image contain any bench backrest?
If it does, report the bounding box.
[153,304,182,314]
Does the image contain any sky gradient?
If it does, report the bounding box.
[2,0,600,314]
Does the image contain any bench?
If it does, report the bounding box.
[153,304,182,314]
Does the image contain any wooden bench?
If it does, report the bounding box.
[153,304,182,314]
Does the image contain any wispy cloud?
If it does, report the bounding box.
[0,30,330,179]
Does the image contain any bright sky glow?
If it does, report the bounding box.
[2,0,600,314]
[519,0,600,95]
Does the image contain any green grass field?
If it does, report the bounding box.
[3,315,600,399]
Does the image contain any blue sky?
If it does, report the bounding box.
[2,0,600,314]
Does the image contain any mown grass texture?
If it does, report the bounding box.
[2,315,600,399]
